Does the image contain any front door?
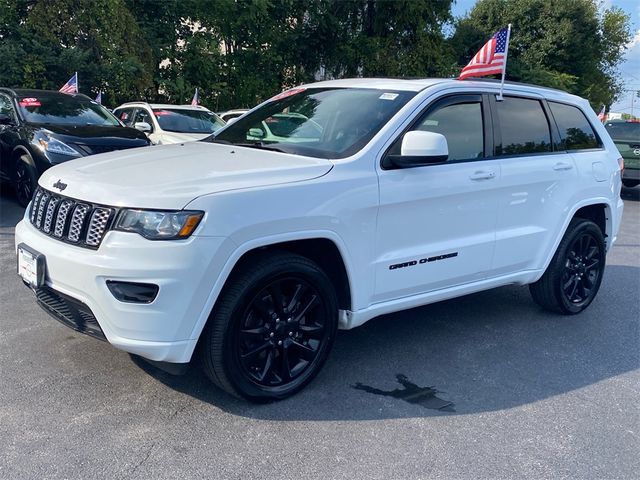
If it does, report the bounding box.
[374,94,500,303]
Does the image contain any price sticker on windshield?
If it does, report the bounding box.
[19,98,41,107]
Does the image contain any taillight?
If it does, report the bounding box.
[618,157,624,173]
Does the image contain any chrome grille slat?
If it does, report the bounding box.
[54,200,73,237]
[30,189,43,223]
[86,208,111,246]
[43,197,60,233]
[29,187,113,249]
[35,192,49,228]
[67,204,90,242]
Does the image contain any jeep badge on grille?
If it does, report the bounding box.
[52,179,67,191]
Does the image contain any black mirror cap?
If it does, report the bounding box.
[383,154,448,170]
[0,113,14,125]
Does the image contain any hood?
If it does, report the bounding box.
[39,141,333,209]
[30,123,148,142]
[156,131,211,144]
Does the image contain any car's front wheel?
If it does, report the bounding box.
[200,251,338,402]
[14,155,38,208]
[529,218,606,314]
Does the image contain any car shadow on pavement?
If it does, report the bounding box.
[0,186,24,229]
[621,185,639,201]
[131,263,639,420]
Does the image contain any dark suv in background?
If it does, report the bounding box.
[605,120,640,188]
[0,88,150,206]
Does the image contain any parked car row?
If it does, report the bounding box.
[0,87,253,206]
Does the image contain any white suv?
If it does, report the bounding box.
[15,78,624,401]
[113,102,225,145]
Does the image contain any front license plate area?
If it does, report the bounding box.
[17,243,45,288]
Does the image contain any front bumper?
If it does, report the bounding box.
[15,215,235,363]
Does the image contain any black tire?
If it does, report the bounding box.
[14,155,38,208]
[529,218,606,315]
[622,179,639,188]
[200,251,338,402]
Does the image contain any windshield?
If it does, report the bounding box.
[605,122,640,141]
[153,108,225,134]
[211,87,416,158]
[17,94,120,126]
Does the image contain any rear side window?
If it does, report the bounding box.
[495,97,552,155]
[549,102,599,150]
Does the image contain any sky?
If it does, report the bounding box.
[450,0,640,115]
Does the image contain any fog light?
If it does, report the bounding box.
[106,281,159,304]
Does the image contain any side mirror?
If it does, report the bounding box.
[225,117,238,125]
[0,113,14,126]
[386,131,448,169]
[134,121,152,133]
[247,127,265,139]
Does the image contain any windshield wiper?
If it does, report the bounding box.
[223,141,288,153]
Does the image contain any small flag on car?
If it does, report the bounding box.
[95,91,102,104]
[459,25,512,98]
[191,88,199,106]
[59,72,78,94]
[597,105,607,122]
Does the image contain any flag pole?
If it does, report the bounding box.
[497,24,511,101]
[76,72,78,93]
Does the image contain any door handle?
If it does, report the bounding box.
[553,162,573,171]
[469,170,496,181]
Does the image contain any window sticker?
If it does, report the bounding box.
[379,93,399,101]
[19,98,41,107]
[154,110,174,116]
[270,88,306,102]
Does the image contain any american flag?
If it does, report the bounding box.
[459,27,510,80]
[597,105,607,122]
[59,73,78,94]
[95,91,102,104]
[191,87,199,106]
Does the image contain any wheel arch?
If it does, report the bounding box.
[11,145,35,176]
[535,198,613,283]
[187,231,354,356]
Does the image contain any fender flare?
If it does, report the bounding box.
[186,229,355,348]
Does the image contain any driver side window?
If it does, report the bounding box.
[388,97,485,162]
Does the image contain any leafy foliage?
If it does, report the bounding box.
[0,0,632,111]
[451,0,632,108]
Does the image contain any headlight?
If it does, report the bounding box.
[114,209,204,240]
[35,132,81,157]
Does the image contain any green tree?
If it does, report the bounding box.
[451,0,632,108]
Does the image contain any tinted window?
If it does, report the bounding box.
[604,122,640,142]
[412,101,484,161]
[153,108,224,134]
[496,97,551,155]
[550,102,599,150]
[0,94,15,118]
[213,88,416,159]
[17,93,120,126]
[115,108,135,126]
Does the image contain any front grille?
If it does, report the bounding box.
[29,187,115,249]
[34,286,106,341]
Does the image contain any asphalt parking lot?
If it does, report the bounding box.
[1,185,638,479]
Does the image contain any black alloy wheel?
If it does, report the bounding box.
[529,218,606,314]
[200,251,338,402]
[234,276,328,387]
[15,157,37,208]
[560,232,602,307]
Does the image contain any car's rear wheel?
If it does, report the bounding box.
[15,155,37,208]
[622,179,639,188]
[529,218,605,314]
[200,251,338,402]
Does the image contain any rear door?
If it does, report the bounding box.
[491,94,579,275]
[374,93,500,303]
[0,93,19,181]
